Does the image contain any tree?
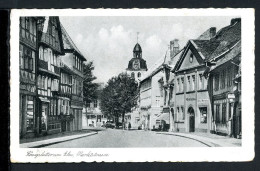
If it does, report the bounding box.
[100,72,138,127]
[83,61,99,104]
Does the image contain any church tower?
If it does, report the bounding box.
[126,34,148,82]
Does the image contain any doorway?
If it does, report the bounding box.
[188,107,195,132]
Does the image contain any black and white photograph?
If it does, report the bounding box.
[10,9,254,162]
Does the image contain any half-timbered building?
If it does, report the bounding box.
[19,17,38,138]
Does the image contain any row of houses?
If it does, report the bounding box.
[127,18,241,138]
[19,17,86,138]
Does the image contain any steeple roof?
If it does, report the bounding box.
[133,43,142,52]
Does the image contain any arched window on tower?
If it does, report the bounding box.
[138,72,141,78]
[131,72,135,78]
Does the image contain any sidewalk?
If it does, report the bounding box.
[157,132,242,147]
[20,130,98,148]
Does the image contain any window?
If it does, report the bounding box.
[222,103,227,123]
[94,100,98,108]
[227,67,232,87]
[199,74,203,90]
[215,104,220,123]
[181,107,185,120]
[187,76,190,92]
[221,70,226,89]
[191,75,195,91]
[131,72,135,78]
[20,45,34,72]
[138,72,141,78]
[20,17,36,43]
[180,77,184,92]
[199,107,207,123]
[155,96,160,107]
[215,73,219,91]
[177,78,180,93]
[189,54,193,63]
[176,107,180,121]
[19,44,24,69]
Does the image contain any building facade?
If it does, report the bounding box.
[171,18,241,134]
[19,17,38,138]
[60,24,86,132]
[83,83,108,128]
[19,16,86,139]
[205,18,241,137]
[138,40,181,131]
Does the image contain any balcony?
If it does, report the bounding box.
[38,59,60,77]
[38,59,48,70]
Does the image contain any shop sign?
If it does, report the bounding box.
[227,93,235,99]
[198,99,208,103]
[186,98,196,101]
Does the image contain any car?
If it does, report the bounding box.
[104,121,116,129]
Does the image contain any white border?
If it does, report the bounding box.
[10,9,255,162]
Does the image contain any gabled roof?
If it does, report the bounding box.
[208,41,241,72]
[173,18,241,72]
[61,24,86,61]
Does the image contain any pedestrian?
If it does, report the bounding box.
[128,122,131,130]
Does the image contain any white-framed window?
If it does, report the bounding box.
[192,75,195,91]
[181,77,184,92]
[187,76,190,92]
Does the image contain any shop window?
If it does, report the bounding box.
[26,96,34,132]
[199,107,207,123]
[181,107,185,120]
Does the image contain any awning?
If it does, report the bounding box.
[39,97,50,103]
[156,113,170,124]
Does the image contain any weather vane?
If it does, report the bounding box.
[137,32,139,43]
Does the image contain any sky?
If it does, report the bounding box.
[60,16,237,83]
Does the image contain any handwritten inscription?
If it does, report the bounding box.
[26,150,109,158]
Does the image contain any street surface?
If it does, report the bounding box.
[46,129,208,148]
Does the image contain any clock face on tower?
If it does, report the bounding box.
[132,59,140,70]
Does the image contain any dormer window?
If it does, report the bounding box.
[189,54,193,63]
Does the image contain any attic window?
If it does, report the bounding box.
[189,54,193,63]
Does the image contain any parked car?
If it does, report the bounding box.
[104,121,115,129]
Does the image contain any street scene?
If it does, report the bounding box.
[19,15,241,148]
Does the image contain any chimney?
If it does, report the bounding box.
[170,39,180,59]
[230,18,241,25]
[197,27,216,40]
[209,27,216,39]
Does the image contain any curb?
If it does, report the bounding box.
[20,132,98,148]
[156,132,220,147]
